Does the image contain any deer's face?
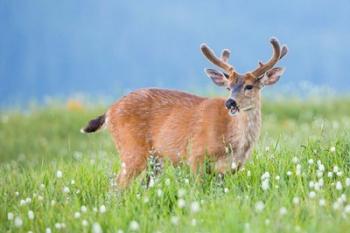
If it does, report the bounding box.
[201,37,287,116]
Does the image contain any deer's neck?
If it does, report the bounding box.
[244,93,262,145]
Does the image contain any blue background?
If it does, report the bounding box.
[1,0,349,106]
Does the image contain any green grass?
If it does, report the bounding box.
[1,98,350,233]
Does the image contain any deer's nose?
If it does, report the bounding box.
[225,98,237,109]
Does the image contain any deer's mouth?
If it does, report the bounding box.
[228,106,239,116]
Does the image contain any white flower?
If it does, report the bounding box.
[224,188,229,193]
[309,191,316,199]
[46,228,52,233]
[191,218,197,226]
[190,201,200,213]
[99,205,106,213]
[15,191,19,196]
[157,189,163,197]
[81,205,88,212]
[74,212,81,218]
[261,179,269,191]
[14,217,23,227]
[56,170,63,178]
[309,181,315,188]
[293,197,300,205]
[177,189,186,197]
[178,199,186,208]
[287,171,292,176]
[319,199,326,206]
[8,212,14,220]
[92,222,103,233]
[231,161,238,170]
[346,178,350,186]
[308,159,314,165]
[20,199,26,206]
[345,205,350,213]
[261,172,270,180]
[71,179,75,185]
[38,195,44,201]
[292,157,299,164]
[93,207,98,212]
[336,171,343,177]
[333,166,339,173]
[117,230,124,233]
[63,186,70,193]
[247,170,251,177]
[165,178,171,186]
[184,178,189,184]
[275,176,280,181]
[316,171,323,178]
[265,146,270,152]
[143,196,149,203]
[328,172,333,178]
[336,181,342,190]
[40,183,45,189]
[171,216,179,225]
[330,146,336,153]
[51,200,56,206]
[28,210,34,220]
[55,223,62,229]
[279,207,287,216]
[255,201,265,212]
[296,164,302,176]
[129,220,140,231]
[82,220,89,226]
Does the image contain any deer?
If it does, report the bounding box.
[81,37,288,189]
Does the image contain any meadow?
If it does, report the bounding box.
[1,97,350,233]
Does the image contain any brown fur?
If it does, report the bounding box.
[104,88,261,188]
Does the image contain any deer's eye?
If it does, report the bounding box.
[244,85,253,90]
[226,87,231,91]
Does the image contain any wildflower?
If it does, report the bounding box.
[265,146,270,152]
[99,205,106,214]
[261,179,269,191]
[15,191,19,196]
[292,157,298,164]
[20,199,26,206]
[46,228,52,233]
[92,222,103,233]
[157,189,163,197]
[51,200,56,206]
[292,197,300,205]
[279,207,287,216]
[316,171,323,178]
[14,216,23,227]
[40,183,45,189]
[8,212,14,220]
[63,186,70,193]
[178,189,186,197]
[287,171,292,176]
[328,172,333,178]
[224,188,229,193]
[74,212,81,218]
[309,181,315,189]
[191,219,197,226]
[296,164,302,176]
[71,179,75,185]
[330,146,336,153]
[346,178,350,186]
[247,170,251,177]
[143,196,149,203]
[336,181,343,190]
[93,207,98,212]
[275,176,280,181]
[308,159,314,165]
[129,220,140,231]
[37,195,44,201]
[319,199,326,206]
[184,178,189,184]
[55,223,62,229]
[261,172,270,180]
[336,171,343,177]
[345,205,350,213]
[81,205,88,212]
[309,191,316,199]
[171,216,179,225]
[178,199,186,208]
[28,210,34,220]
[165,178,171,186]
[56,170,63,178]
[333,166,339,173]
[255,201,265,212]
[231,161,238,170]
[82,220,89,226]
[190,201,200,213]
[117,230,124,233]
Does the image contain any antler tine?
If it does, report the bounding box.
[200,43,234,74]
[221,49,231,63]
[252,37,281,78]
[280,45,288,60]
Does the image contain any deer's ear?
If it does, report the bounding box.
[259,67,285,86]
[205,68,227,87]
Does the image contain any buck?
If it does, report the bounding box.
[81,37,288,188]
